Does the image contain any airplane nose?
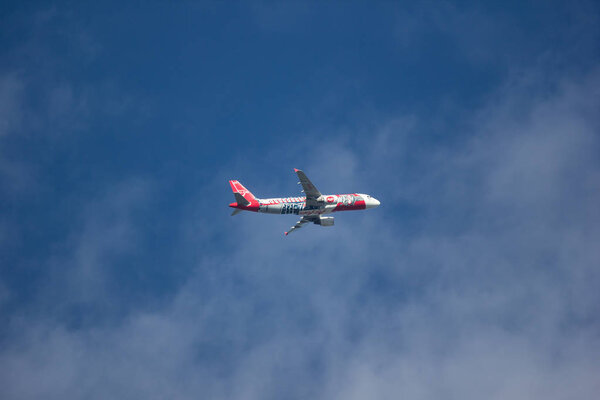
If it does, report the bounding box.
[365,197,380,209]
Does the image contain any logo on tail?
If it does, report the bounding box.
[229,180,259,214]
[229,180,256,202]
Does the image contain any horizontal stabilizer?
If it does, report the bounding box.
[231,208,243,216]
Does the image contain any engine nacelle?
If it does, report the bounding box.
[315,216,334,227]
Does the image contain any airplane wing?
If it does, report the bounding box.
[285,215,318,236]
[294,169,322,201]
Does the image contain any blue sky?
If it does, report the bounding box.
[1,1,599,398]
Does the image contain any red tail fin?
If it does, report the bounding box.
[229,180,256,203]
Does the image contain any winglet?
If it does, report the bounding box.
[294,168,300,172]
[284,231,288,236]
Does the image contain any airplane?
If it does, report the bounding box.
[228,168,380,235]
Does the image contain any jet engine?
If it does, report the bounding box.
[315,216,334,226]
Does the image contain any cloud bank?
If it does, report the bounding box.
[1,59,599,399]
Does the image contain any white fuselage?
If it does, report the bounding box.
[256,193,379,216]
